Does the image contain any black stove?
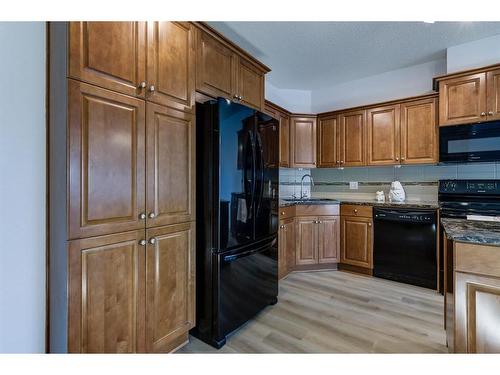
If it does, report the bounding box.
[439,179,500,218]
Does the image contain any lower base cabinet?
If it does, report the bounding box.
[278,218,295,279]
[68,223,195,353]
[340,207,373,271]
[295,216,340,266]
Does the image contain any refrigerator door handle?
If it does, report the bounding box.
[243,129,256,216]
[255,131,265,216]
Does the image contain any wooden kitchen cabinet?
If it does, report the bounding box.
[69,22,147,98]
[195,26,268,110]
[487,68,500,121]
[317,114,339,168]
[340,213,373,270]
[279,218,295,279]
[145,222,195,353]
[68,230,146,353]
[438,72,487,126]
[295,214,340,267]
[237,57,265,110]
[146,103,195,228]
[290,115,317,168]
[68,79,146,240]
[339,110,366,167]
[146,22,195,111]
[367,104,400,165]
[295,217,318,265]
[400,97,438,164]
[264,101,291,167]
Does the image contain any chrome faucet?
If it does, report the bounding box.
[300,174,314,199]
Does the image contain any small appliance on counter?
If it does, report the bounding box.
[375,191,385,202]
[388,181,405,202]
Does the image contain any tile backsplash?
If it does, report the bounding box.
[279,163,500,201]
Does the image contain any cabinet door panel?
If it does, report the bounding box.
[291,116,317,168]
[284,219,296,273]
[455,272,500,353]
[367,105,400,165]
[146,104,195,227]
[147,22,195,111]
[317,115,339,167]
[318,216,340,264]
[487,69,500,121]
[279,114,290,167]
[196,30,237,99]
[68,80,146,239]
[400,97,438,164]
[68,230,145,353]
[238,58,264,110]
[295,217,317,265]
[339,110,365,167]
[439,73,486,126]
[340,216,373,269]
[145,223,195,352]
[69,22,147,97]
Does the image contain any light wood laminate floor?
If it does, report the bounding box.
[178,270,447,353]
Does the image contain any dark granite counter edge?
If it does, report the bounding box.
[441,218,500,247]
[280,199,439,209]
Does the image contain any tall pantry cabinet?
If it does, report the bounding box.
[49,22,196,353]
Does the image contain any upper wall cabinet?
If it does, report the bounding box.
[438,72,486,126]
[436,64,500,126]
[400,97,438,164]
[146,22,195,111]
[317,114,339,168]
[339,110,366,167]
[290,115,317,168]
[195,26,269,111]
[69,22,147,98]
[366,105,400,166]
[264,101,291,167]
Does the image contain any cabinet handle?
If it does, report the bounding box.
[149,238,156,245]
[138,81,147,89]
[481,112,486,116]
[149,212,156,218]
[139,239,147,246]
[489,111,495,116]
[139,213,146,220]
[149,85,155,92]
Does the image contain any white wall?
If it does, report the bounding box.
[447,33,500,73]
[265,80,312,113]
[311,59,446,113]
[0,22,46,353]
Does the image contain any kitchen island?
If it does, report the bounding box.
[441,218,500,353]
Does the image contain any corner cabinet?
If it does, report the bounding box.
[264,101,291,168]
[195,26,268,111]
[290,115,317,168]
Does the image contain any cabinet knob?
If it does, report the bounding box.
[281,211,285,215]
[401,157,405,161]
[336,160,340,164]
[481,112,486,116]
[368,222,372,227]
[395,157,399,161]
[149,85,155,92]
[139,213,146,220]
[489,111,495,116]
[138,81,147,89]
[139,239,147,246]
[340,161,344,164]
[354,209,358,213]
[149,238,156,245]
[149,212,156,218]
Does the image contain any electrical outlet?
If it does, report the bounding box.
[349,181,358,190]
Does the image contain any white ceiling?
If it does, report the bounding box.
[208,22,500,90]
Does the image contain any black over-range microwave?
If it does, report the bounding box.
[440,121,500,163]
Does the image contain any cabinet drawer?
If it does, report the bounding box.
[279,205,296,220]
[295,204,340,216]
[341,204,373,218]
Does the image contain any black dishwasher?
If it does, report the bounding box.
[373,208,437,290]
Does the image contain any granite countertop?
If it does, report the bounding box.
[279,197,439,209]
[441,218,500,246]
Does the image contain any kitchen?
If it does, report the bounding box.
[2,7,500,368]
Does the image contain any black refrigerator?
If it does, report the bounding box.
[193,98,279,348]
